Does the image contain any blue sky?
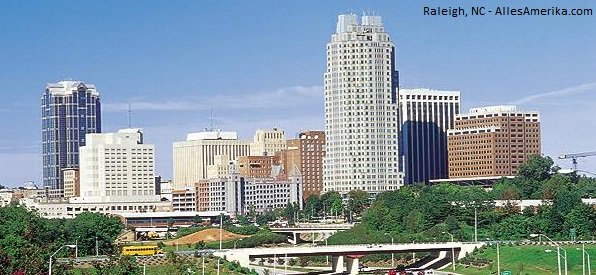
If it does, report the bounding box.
[1,0,595,186]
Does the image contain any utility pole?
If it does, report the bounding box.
[474,206,478,242]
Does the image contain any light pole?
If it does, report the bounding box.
[577,243,591,275]
[219,213,223,251]
[531,234,563,275]
[384,233,395,267]
[234,238,243,249]
[325,238,329,265]
[560,247,568,275]
[49,244,76,275]
[95,236,99,256]
[474,206,478,242]
[496,241,500,275]
[442,231,455,271]
[202,256,205,275]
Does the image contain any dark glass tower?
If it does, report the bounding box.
[41,81,101,196]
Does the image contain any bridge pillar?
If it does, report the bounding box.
[331,255,345,273]
[345,257,359,274]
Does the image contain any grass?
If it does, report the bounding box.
[454,244,596,275]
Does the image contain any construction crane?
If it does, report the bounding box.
[559,151,596,170]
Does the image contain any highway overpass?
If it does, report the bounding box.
[214,242,484,274]
[270,224,354,244]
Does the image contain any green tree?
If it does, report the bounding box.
[320,191,342,217]
[304,195,321,220]
[563,203,596,238]
[67,212,124,256]
[517,155,554,182]
[347,189,369,217]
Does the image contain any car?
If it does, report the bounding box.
[387,269,408,275]
[358,263,372,272]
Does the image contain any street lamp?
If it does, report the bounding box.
[49,244,76,275]
[577,243,592,275]
[219,213,223,251]
[234,238,243,249]
[384,233,395,267]
[531,234,566,275]
[442,231,455,271]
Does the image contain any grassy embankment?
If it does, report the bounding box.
[456,244,596,275]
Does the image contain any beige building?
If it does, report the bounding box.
[173,130,251,190]
[278,130,325,200]
[79,128,158,203]
[63,168,80,198]
[250,128,286,156]
[447,106,541,178]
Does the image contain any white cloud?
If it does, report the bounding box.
[103,85,323,112]
[510,82,596,105]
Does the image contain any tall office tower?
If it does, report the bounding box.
[324,14,402,195]
[250,128,286,156]
[448,105,541,178]
[278,130,325,200]
[173,130,251,190]
[42,81,101,196]
[79,128,158,202]
[398,89,460,184]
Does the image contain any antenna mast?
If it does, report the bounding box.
[127,103,132,128]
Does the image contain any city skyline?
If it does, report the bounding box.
[0,1,595,186]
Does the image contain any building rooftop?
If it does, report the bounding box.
[46,80,99,96]
[186,130,238,141]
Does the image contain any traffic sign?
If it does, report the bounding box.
[501,271,512,275]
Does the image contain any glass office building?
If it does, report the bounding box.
[41,81,101,196]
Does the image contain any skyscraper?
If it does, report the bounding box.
[398,89,460,184]
[324,14,403,195]
[41,81,101,196]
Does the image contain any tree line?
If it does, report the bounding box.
[0,204,123,274]
[328,155,596,244]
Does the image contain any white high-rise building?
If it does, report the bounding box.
[78,128,158,203]
[324,14,403,194]
[173,130,251,190]
[250,128,286,156]
[397,89,460,184]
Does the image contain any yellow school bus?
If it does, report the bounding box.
[121,245,163,256]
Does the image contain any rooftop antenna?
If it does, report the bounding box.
[207,108,214,131]
[127,103,132,128]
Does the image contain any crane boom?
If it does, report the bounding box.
[558,151,596,170]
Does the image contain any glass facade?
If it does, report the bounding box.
[41,81,101,195]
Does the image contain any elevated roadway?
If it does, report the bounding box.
[269,223,354,243]
[215,242,483,274]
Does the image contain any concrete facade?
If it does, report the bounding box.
[324,14,403,195]
[448,106,541,178]
[63,168,80,198]
[173,130,250,190]
[20,197,172,219]
[79,128,158,203]
[250,128,286,156]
